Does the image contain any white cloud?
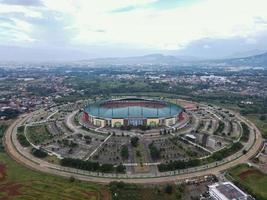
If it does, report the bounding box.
[0,4,43,43]
[0,4,43,18]
[1,0,267,49]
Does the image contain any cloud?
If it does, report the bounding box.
[111,6,137,13]
[170,30,267,59]
[1,0,267,60]
[0,13,36,43]
[38,0,267,50]
[0,0,43,7]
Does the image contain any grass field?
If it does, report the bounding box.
[227,164,267,200]
[26,125,53,145]
[133,144,150,173]
[0,150,196,200]
[246,114,267,137]
[0,153,109,200]
[109,182,186,200]
[0,124,8,152]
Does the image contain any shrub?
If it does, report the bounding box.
[131,137,139,147]
[32,148,48,158]
[17,134,30,147]
[120,146,129,160]
[164,184,173,194]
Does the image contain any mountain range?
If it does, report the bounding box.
[80,52,267,68]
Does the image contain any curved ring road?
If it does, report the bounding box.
[4,112,263,184]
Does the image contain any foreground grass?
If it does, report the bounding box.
[0,124,8,152]
[0,153,108,200]
[109,182,185,200]
[227,164,267,200]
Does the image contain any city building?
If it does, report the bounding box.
[208,182,250,200]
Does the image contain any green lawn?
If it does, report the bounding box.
[26,125,53,145]
[133,144,150,173]
[227,164,267,200]
[0,153,108,200]
[0,124,8,152]
[110,182,185,200]
[246,114,267,137]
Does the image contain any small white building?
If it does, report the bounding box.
[185,134,197,142]
[208,182,249,200]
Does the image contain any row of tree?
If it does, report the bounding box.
[240,122,250,142]
[60,158,126,173]
[17,134,30,147]
[158,142,243,172]
[149,142,160,161]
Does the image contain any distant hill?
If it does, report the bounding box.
[221,52,267,68]
[79,54,199,65]
[74,52,267,69]
[227,49,267,59]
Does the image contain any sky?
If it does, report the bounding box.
[0,0,267,61]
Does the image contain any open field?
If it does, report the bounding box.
[0,153,109,200]
[0,124,8,152]
[26,125,53,145]
[246,114,267,137]
[227,164,267,200]
[109,182,191,200]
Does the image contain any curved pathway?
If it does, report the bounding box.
[3,112,263,184]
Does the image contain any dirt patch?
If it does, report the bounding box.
[0,163,6,182]
[238,169,263,180]
[175,99,198,110]
[0,183,23,199]
[100,189,110,200]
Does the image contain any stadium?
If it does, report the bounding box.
[82,98,184,128]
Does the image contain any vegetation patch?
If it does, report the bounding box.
[0,164,6,182]
[120,145,129,160]
[148,142,160,161]
[17,133,30,147]
[240,122,250,142]
[26,125,53,145]
[109,181,185,200]
[31,148,48,158]
[61,158,126,173]
[0,153,108,200]
[158,142,243,172]
[133,143,149,173]
[247,114,267,138]
[0,124,8,152]
[214,121,225,135]
[227,164,267,200]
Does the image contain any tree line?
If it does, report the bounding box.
[158,142,243,172]
[60,158,126,173]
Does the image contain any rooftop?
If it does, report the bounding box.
[209,182,248,200]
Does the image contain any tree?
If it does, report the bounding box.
[136,150,141,157]
[165,184,173,194]
[31,148,48,158]
[130,137,139,147]
[116,164,125,173]
[259,115,266,121]
[149,143,160,160]
[17,134,30,147]
[120,146,129,160]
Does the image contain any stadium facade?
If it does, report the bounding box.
[82,98,184,128]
